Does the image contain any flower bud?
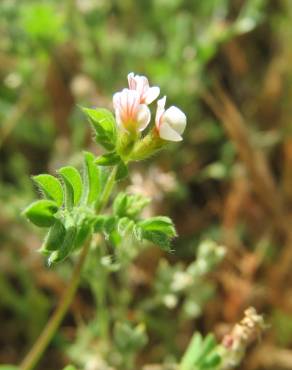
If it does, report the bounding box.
[155,96,187,142]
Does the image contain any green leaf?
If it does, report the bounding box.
[133,224,143,242]
[113,193,150,219]
[23,200,58,227]
[82,152,102,206]
[109,230,122,246]
[115,161,128,181]
[73,220,92,250]
[113,193,128,216]
[95,152,121,166]
[93,215,117,235]
[0,366,20,370]
[114,322,148,353]
[141,229,171,249]
[139,217,176,235]
[58,166,83,208]
[104,215,118,234]
[58,170,74,210]
[33,174,63,207]
[201,352,221,368]
[49,222,77,264]
[82,107,116,150]
[126,194,150,218]
[41,219,66,253]
[117,217,135,236]
[136,216,177,250]
[93,215,109,232]
[196,334,217,365]
[180,332,203,370]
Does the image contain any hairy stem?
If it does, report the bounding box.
[20,166,117,370]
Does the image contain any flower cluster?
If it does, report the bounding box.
[113,73,187,142]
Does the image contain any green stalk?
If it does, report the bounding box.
[96,166,117,213]
[20,166,118,370]
[92,244,110,341]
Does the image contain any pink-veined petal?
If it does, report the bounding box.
[136,104,151,131]
[113,87,151,132]
[121,89,139,120]
[135,75,149,96]
[127,73,159,105]
[113,89,142,130]
[145,86,160,104]
[113,91,121,110]
[127,72,136,90]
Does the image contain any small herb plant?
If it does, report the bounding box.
[21,73,187,370]
[5,73,262,370]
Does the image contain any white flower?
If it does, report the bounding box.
[163,294,178,309]
[128,72,160,105]
[171,271,193,292]
[155,96,187,141]
[113,88,151,132]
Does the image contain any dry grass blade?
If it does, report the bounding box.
[203,83,292,289]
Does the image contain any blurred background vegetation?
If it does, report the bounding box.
[1,0,292,369]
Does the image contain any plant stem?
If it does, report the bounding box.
[92,244,110,341]
[96,166,117,213]
[20,166,117,370]
[20,238,91,370]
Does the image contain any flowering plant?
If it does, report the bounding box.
[17,73,263,370]
[20,73,187,370]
